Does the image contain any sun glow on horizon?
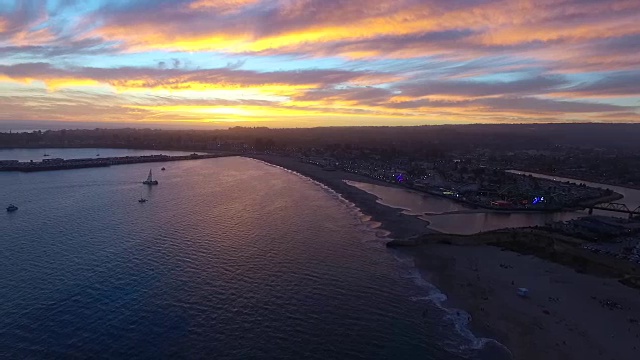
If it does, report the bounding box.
[0,0,638,127]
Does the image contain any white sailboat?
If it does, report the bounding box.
[142,169,159,185]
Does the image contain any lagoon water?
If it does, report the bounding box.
[0,151,507,359]
[347,170,640,235]
[346,181,586,235]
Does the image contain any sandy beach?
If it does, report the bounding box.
[250,155,640,360]
[416,244,640,360]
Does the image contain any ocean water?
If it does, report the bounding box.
[1,153,508,359]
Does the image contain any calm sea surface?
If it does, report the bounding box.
[0,150,508,359]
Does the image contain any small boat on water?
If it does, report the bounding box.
[161,167,166,171]
[138,198,147,203]
[43,153,50,157]
[142,169,159,185]
[6,204,18,212]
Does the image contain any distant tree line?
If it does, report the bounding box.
[2,124,640,154]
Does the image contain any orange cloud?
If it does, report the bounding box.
[2,0,639,127]
[189,0,261,11]
[8,27,56,46]
[84,0,640,73]
[0,63,396,97]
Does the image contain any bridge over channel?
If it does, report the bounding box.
[588,202,640,219]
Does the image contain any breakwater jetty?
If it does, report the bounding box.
[0,153,237,172]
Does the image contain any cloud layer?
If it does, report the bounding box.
[0,0,638,126]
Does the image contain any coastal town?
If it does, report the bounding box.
[295,153,640,269]
[3,125,640,360]
[6,128,639,277]
[298,154,619,211]
[3,125,640,189]
[3,1,640,358]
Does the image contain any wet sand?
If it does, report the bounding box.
[416,244,640,360]
[250,155,640,360]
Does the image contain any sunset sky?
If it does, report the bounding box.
[1,0,639,128]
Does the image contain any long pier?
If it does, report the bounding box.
[0,153,238,172]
